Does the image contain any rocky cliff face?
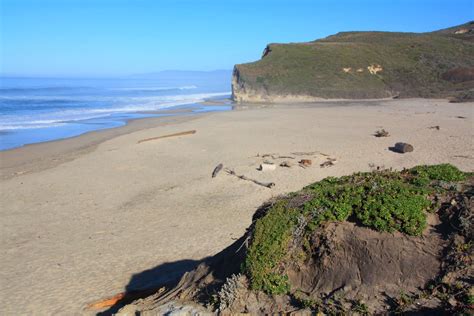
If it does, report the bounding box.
[232,66,328,103]
[232,22,474,103]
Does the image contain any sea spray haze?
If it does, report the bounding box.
[0,71,231,150]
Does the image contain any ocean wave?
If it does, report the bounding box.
[0,90,221,103]
[0,123,67,130]
[0,91,230,131]
[0,86,93,92]
[110,85,197,92]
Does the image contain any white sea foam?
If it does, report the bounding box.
[0,92,230,131]
[110,85,198,91]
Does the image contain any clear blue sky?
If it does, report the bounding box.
[1,0,472,77]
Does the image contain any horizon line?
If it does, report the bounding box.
[0,69,233,79]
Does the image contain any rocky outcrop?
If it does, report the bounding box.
[232,68,322,103]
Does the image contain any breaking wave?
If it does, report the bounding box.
[0,92,230,131]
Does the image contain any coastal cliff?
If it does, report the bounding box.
[232,22,474,103]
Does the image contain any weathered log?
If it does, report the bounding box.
[137,130,196,144]
[225,169,275,188]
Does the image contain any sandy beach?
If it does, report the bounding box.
[0,99,473,315]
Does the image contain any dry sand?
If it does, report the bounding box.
[0,99,473,315]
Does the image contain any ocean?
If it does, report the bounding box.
[0,71,232,150]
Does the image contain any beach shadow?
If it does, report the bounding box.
[96,234,247,315]
[388,146,402,153]
[96,259,202,315]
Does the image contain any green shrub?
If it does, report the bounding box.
[243,200,295,294]
[243,164,467,294]
[410,163,466,184]
[304,171,429,235]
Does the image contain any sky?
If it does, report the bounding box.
[1,0,473,77]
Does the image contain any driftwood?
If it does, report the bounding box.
[280,161,292,168]
[291,151,318,156]
[298,159,312,168]
[225,169,275,188]
[320,157,337,168]
[374,129,390,137]
[137,130,196,144]
[429,125,440,130]
[259,153,295,160]
[87,293,125,309]
[453,155,473,159]
[291,151,330,157]
[320,161,334,168]
[212,163,224,178]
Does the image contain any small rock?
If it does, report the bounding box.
[390,142,414,153]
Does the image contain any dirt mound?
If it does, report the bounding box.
[111,166,473,315]
[288,219,445,311]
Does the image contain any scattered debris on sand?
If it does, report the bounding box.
[320,158,337,168]
[374,129,390,137]
[280,161,292,168]
[258,153,296,160]
[225,169,275,188]
[298,159,312,168]
[368,163,385,171]
[291,151,328,156]
[212,163,224,178]
[259,162,276,172]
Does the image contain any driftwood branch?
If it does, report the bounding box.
[225,169,275,188]
[137,130,196,144]
[259,153,295,160]
[236,235,251,253]
[291,151,330,157]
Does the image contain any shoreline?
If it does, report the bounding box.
[1,99,473,314]
[0,102,232,180]
[0,98,390,180]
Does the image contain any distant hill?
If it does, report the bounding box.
[232,22,474,102]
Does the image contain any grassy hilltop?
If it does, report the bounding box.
[232,22,474,102]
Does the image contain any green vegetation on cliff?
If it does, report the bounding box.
[232,22,474,102]
[243,164,468,295]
